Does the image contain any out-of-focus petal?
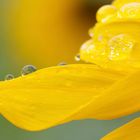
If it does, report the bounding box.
[102,117,140,140]
[113,0,140,8]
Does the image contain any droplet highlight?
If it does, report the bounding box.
[119,2,140,18]
[21,65,37,76]
[108,34,135,60]
[5,74,14,81]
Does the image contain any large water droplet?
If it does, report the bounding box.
[75,54,81,61]
[21,65,37,76]
[80,39,107,63]
[108,34,135,60]
[5,74,14,81]
[119,2,140,18]
[97,5,117,22]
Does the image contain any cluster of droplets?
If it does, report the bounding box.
[96,2,138,61]
[5,65,37,81]
[96,2,140,23]
[4,61,70,81]
[118,2,140,19]
[79,1,140,67]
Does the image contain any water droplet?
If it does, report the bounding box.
[21,65,37,76]
[75,54,81,61]
[97,5,117,22]
[80,39,106,63]
[119,2,140,18]
[5,74,14,81]
[108,34,135,60]
[58,61,67,66]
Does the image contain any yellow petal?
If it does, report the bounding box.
[102,117,140,140]
[81,0,140,70]
[113,0,140,8]
[80,27,140,71]
[77,70,140,120]
[0,64,124,131]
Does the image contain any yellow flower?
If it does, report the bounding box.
[5,0,94,67]
[1,0,140,139]
[81,0,140,70]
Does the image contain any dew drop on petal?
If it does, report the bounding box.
[58,61,67,66]
[96,5,117,22]
[119,2,140,18]
[75,54,81,61]
[5,74,14,81]
[108,34,135,60]
[21,65,37,76]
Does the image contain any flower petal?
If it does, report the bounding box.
[76,70,140,120]
[80,21,140,70]
[102,117,140,140]
[81,0,140,70]
[113,0,140,8]
[0,64,124,131]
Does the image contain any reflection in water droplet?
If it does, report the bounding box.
[75,54,81,61]
[80,39,107,64]
[21,65,37,76]
[97,5,117,22]
[5,74,14,81]
[58,61,67,66]
[119,2,140,18]
[108,34,135,60]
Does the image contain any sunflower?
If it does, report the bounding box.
[1,0,140,139]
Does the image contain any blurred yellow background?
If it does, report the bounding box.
[2,0,112,70]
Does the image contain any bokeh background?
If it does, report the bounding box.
[1,0,140,140]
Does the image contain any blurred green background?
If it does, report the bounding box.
[1,0,140,140]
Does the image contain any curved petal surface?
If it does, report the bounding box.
[102,117,140,140]
[0,64,124,131]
